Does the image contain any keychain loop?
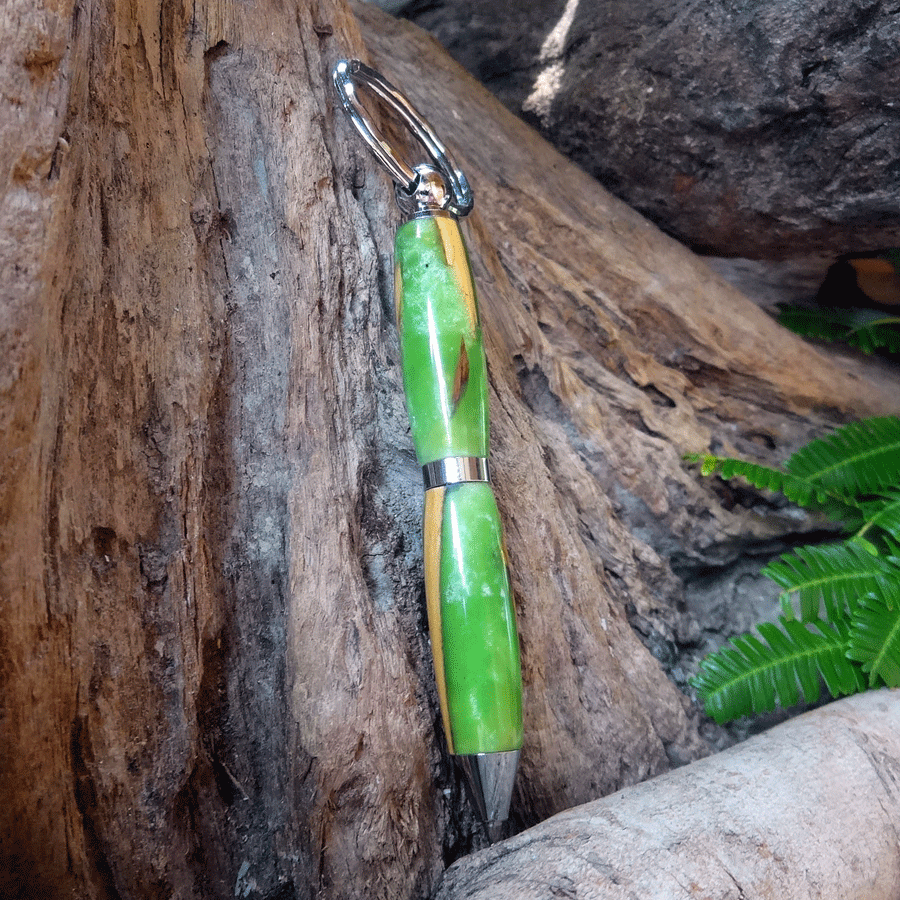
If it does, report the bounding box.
[332,59,474,218]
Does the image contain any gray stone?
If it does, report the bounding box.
[408,0,900,259]
[703,256,832,311]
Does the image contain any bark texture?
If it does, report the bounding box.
[1,1,898,899]
[407,0,900,259]
[433,691,900,900]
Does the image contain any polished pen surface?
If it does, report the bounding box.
[333,59,523,839]
[396,212,523,833]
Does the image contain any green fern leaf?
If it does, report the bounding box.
[858,492,900,544]
[763,542,898,623]
[691,617,862,724]
[815,497,867,532]
[692,456,830,508]
[847,319,900,355]
[777,304,900,356]
[777,304,856,343]
[691,415,900,722]
[689,454,867,522]
[847,581,900,687]
[885,537,900,564]
[785,416,900,499]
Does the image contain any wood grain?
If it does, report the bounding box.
[357,0,899,823]
[1,0,897,898]
[434,691,900,900]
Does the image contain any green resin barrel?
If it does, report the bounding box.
[394,214,488,464]
[395,213,523,756]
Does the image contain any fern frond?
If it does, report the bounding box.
[847,581,900,687]
[777,304,900,355]
[763,541,898,623]
[692,455,833,508]
[847,319,900,355]
[691,415,900,722]
[885,537,900,563]
[777,304,856,343]
[689,453,871,523]
[858,492,900,544]
[785,416,900,499]
[691,618,863,724]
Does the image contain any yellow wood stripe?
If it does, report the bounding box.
[435,216,479,331]
[393,260,404,330]
[424,486,454,753]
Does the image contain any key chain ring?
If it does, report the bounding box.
[332,59,474,218]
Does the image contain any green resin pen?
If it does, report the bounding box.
[333,59,523,840]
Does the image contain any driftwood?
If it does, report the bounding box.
[433,690,900,900]
[1,0,898,898]
[406,0,900,258]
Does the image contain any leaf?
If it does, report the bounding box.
[847,582,900,687]
[691,617,863,724]
[777,305,856,343]
[885,537,900,564]
[763,542,899,623]
[847,319,900,355]
[777,304,900,355]
[785,416,900,499]
[691,416,900,722]
[692,455,829,508]
[858,492,900,544]
[690,454,870,523]
[851,535,880,557]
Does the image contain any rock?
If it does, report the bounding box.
[703,256,832,312]
[406,0,900,259]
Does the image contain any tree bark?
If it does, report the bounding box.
[1,2,897,900]
[433,690,900,900]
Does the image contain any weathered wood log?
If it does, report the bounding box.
[433,690,900,900]
[405,0,900,259]
[1,1,898,898]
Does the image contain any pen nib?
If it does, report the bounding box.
[457,750,520,843]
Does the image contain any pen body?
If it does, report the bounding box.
[395,214,523,756]
[394,214,488,464]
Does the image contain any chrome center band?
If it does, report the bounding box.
[422,457,491,490]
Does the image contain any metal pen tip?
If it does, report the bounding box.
[457,750,520,844]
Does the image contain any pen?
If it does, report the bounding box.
[332,59,523,841]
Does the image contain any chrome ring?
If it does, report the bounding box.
[332,59,474,217]
[422,457,491,490]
